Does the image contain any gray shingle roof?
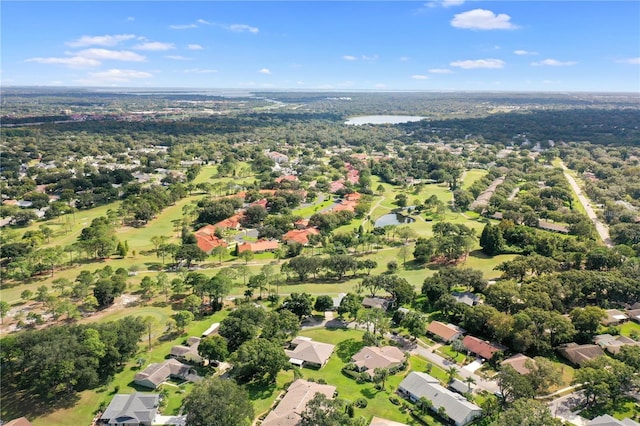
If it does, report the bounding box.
[100,393,159,425]
[398,372,481,426]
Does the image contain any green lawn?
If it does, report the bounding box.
[22,307,230,426]
[462,169,489,190]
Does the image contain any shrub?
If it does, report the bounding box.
[355,398,368,408]
[389,396,401,405]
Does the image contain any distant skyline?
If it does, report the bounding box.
[2,1,639,92]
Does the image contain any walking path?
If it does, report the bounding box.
[560,162,613,247]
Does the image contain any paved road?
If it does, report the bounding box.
[561,162,613,247]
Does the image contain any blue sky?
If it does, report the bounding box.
[2,1,639,92]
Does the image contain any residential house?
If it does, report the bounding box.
[500,353,535,375]
[194,225,228,254]
[451,291,481,307]
[237,240,279,254]
[461,336,505,361]
[369,417,409,426]
[426,321,465,343]
[332,293,346,310]
[362,297,390,311]
[266,151,289,164]
[284,336,335,369]
[275,175,298,184]
[593,334,640,355]
[449,378,476,395]
[626,309,640,323]
[134,359,201,389]
[99,393,160,426]
[329,180,346,193]
[351,346,406,377]
[213,213,244,231]
[169,337,203,364]
[3,418,33,426]
[537,220,569,234]
[282,228,320,245]
[602,309,629,326]
[294,218,309,229]
[261,379,336,426]
[202,322,220,337]
[398,372,482,426]
[587,414,640,426]
[558,343,605,367]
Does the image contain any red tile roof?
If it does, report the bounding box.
[213,213,244,230]
[329,181,346,193]
[283,228,320,245]
[237,240,279,253]
[276,175,298,183]
[462,335,504,360]
[195,225,228,253]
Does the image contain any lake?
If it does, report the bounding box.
[344,115,426,125]
[374,213,416,227]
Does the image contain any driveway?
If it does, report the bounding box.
[548,391,589,426]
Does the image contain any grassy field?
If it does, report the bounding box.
[1,164,526,425]
[462,169,488,190]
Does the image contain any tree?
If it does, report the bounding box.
[20,289,33,303]
[198,335,229,365]
[527,357,562,395]
[402,311,427,339]
[446,366,458,383]
[141,316,157,352]
[183,294,202,315]
[261,309,300,343]
[491,399,561,426]
[211,245,227,265]
[239,250,254,264]
[338,293,363,320]
[280,293,314,319]
[480,223,505,256]
[0,300,9,324]
[174,244,207,267]
[324,254,357,280]
[232,338,289,383]
[373,367,390,390]
[300,393,355,426]
[173,310,194,333]
[497,364,535,402]
[570,306,606,342]
[184,376,254,426]
[314,295,334,312]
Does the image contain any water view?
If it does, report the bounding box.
[344,115,426,125]
[374,212,416,227]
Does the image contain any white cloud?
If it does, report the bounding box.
[450,58,505,69]
[343,55,358,61]
[411,75,429,80]
[86,69,153,83]
[187,44,204,50]
[228,24,259,33]
[133,42,175,51]
[514,49,538,56]
[165,55,191,60]
[399,56,410,62]
[616,57,640,64]
[66,34,136,47]
[126,17,135,22]
[170,23,197,30]
[361,54,379,61]
[184,68,217,73]
[26,56,101,68]
[297,81,305,85]
[451,9,518,30]
[75,48,146,62]
[429,68,453,74]
[258,68,272,74]
[197,19,212,25]
[531,58,577,66]
[426,0,464,8]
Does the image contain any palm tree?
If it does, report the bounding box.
[464,376,476,393]
[418,396,432,415]
[446,366,458,383]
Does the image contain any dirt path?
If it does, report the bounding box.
[560,162,613,247]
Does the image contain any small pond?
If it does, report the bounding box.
[344,115,426,125]
[374,213,416,227]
